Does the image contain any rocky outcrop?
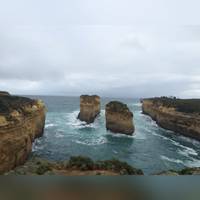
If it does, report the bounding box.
[78,95,100,124]
[0,91,10,96]
[156,167,200,175]
[0,94,46,174]
[142,97,200,141]
[5,155,143,175]
[105,101,134,135]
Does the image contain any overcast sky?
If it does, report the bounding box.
[0,0,200,98]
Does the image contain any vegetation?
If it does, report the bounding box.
[66,156,94,170]
[0,95,35,114]
[148,97,200,113]
[106,101,128,112]
[65,156,143,175]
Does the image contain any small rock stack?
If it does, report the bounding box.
[78,95,100,124]
[105,101,135,135]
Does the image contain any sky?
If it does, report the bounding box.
[0,0,200,98]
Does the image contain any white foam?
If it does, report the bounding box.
[66,110,99,129]
[74,137,107,146]
[105,131,135,139]
[55,132,64,138]
[45,123,56,128]
[150,130,198,157]
[161,155,184,164]
[132,103,142,107]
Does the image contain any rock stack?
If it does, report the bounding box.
[0,93,46,174]
[78,95,100,124]
[105,101,134,135]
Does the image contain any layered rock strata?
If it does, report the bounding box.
[105,101,134,135]
[142,97,200,141]
[0,94,46,173]
[78,95,100,124]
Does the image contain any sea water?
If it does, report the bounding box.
[28,96,200,174]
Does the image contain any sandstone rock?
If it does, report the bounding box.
[0,94,46,174]
[105,101,134,135]
[78,95,100,124]
[0,91,10,96]
[142,97,200,141]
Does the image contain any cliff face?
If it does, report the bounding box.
[78,95,100,124]
[142,98,200,141]
[5,156,143,175]
[105,101,134,135]
[0,94,46,173]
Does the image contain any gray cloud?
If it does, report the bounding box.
[0,0,200,97]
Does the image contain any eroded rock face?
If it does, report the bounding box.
[0,94,46,174]
[142,98,200,141]
[105,101,134,135]
[78,95,100,124]
[0,91,10,96]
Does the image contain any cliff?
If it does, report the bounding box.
[78,95,100,124]
[0,94,46,173]
[142,97,200,140]
[5,155,143,175]
[105,101,134,135]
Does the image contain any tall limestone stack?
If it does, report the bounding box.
[0,93,46,173]
[105,101,135,135]
[78,95,100,124]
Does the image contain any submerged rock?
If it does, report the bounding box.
[78,95,100,124]
[0,93,46,174]
[142,97,200,141]
[105,101,135,135]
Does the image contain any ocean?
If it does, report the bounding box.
[28,96,200,175]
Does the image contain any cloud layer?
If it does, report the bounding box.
[0,0,200,97]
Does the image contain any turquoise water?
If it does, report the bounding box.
[29,96,200,174]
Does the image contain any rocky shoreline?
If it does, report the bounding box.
[142,97,200,141]
[0,93,46,173]
[5,155,143,175]
[1,93,200,175]
[5,155,200,176]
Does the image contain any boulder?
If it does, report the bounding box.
[78,95,100,124]
[105,101,134,135]
[0,94,46,174]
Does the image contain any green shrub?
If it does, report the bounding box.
[67,156,94,171]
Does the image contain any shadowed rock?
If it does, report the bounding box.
[0,91,10,96]
[78,95,100,124]
[105,101,135,135]
[0,93,46,173]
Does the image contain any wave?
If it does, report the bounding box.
[132,102,142,107]
[45,123,56,128]
[160,155,184,164]
[66,110,98,129]
[105,131,135,139]
[149,131,198,157]
[55,132,64,138]
[74,138,107,146]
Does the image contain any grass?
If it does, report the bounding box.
[65,156,143,175]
